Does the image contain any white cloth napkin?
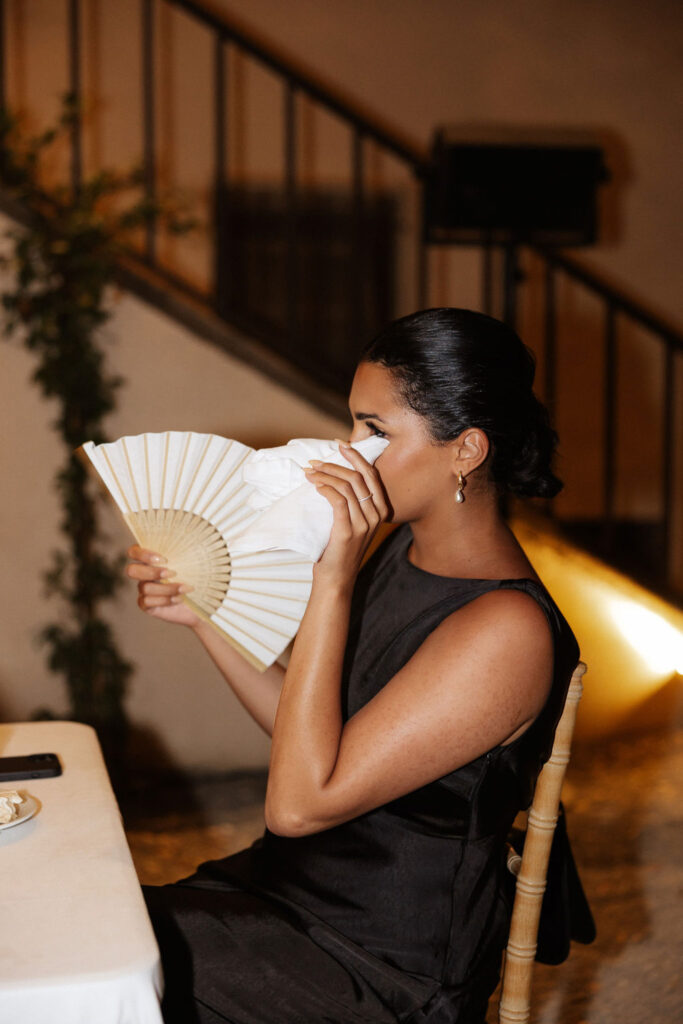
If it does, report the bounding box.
[231,436,389,560]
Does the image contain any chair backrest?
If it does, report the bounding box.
[498,660,587,1024]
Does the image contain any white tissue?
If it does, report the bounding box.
[0,790,23,824]
[232,436,389,561]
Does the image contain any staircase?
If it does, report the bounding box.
[1,0,681,602]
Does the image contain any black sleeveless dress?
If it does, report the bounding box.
[143,526,580,1024]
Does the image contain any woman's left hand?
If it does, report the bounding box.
[304,442,389,587]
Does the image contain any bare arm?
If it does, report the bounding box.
[127,546,284,735]
[191,621,284,735]
[267,586,552,835]
[265,447,553,837]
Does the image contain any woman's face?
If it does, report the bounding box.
[348,361,456,523]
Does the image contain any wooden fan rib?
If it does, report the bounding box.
[190,571,228,592]
[121,436,144,512]
[122,514,144,548]
[169,433,193,508]
[212,491,258,530]
[188,442,233,520]
[168,563,229,588]
[229,557,315,581]
[228,582,310,603]
[145,435,163,508]
[219,608,293,643]
[213,475,252,509]
[162,515,220,556]
[230,551,313,569]
[213,514,258,547]
[166,545,229,569]
[168,564,230,588]
[212,613,281,660]
[196,447,253,521]
[192,586,225,615]
[101,448,133,514]
[178,558,231,574]
[176,434,214,510]
[173,510,219,541]
[225,593,303,625]
[201,584,231,601]
[225,590,310,617]
[143,434,153,510]
[184,572,232,588]
[229,574,312,587]
[211,608,284,654]
[138,508,173,552]
[164,517,227,554]
[171,566,229,588]
[160,432,171,507]
[182,598,269,671]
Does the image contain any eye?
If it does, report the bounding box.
[366,421,387,439]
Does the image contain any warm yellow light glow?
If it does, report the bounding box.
[609,599,683,675]
[511,514,683,737]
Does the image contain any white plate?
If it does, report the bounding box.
[0,793,39,831]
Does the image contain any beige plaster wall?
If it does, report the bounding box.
[4,0,680,527]
[200,0,682,544]
[5,0,681,319]
[1,2,681,767]
[210,0,683,325]
[0,212,345,771]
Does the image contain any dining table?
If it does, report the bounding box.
[0,720,164,1024]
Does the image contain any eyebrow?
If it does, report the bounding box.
[352,411,386,422]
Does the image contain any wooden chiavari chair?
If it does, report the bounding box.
[498,661,587,1024]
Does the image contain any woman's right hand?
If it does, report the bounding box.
[125,545,200,628]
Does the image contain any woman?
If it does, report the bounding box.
[129,308,579,1024]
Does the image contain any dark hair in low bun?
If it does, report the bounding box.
[362,308,562,499]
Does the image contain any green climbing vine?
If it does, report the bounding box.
[0,101,191,763]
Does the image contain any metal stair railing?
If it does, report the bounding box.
[518,243,682,599]
[0,0,681,596]
[55,0,429,391]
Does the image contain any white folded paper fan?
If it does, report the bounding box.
[80,432,314,671]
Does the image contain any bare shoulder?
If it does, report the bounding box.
[455,585,552,639]
[305,584,559,828]
[403,585,555,729]
[427,584,552,651]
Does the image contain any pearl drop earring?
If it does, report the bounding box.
[455,471,465,504]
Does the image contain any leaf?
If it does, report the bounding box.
[1,97,142,743]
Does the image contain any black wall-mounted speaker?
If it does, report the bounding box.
[425,133,608,246]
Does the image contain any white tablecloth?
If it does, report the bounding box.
[0,721,163,1024]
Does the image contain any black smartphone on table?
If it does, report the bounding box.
[0,753,62,782]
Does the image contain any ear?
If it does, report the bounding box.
[450,428,490,477]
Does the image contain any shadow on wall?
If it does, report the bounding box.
[124,719,206,788]
[595,126,632,248]
[120,720,210,837]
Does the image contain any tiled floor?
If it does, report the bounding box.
[123,726,683,1024]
